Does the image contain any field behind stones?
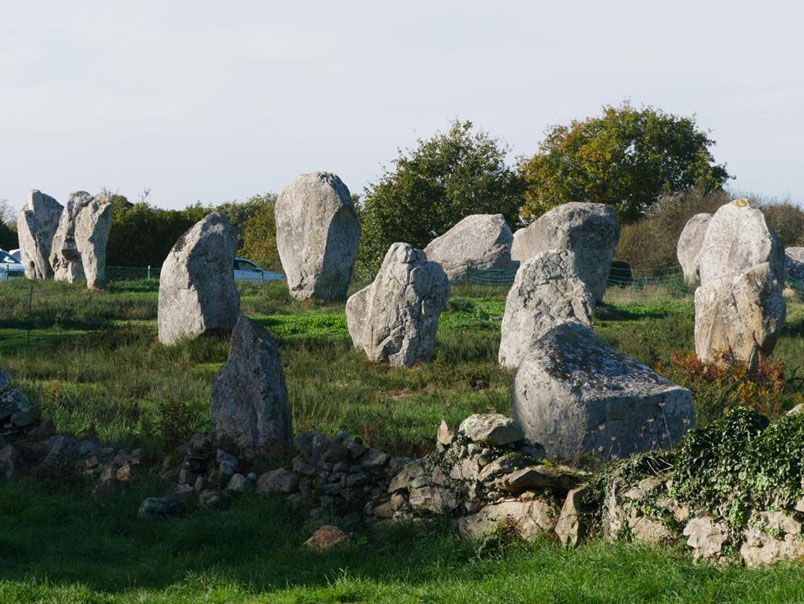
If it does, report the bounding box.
[1,279,804,603]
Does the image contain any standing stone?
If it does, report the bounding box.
[211,315,292,459]
[694,200,786,369]
[275,172,360,300]
[17,190,63,280]
[512,322,694,459]
[785,247,804,283]
[345,242,449,367]
[50,193,88,283]
[676,213,712,284]
[498,249,593,370]
[158,212,240,345]
[75,194,113,289]
[423,214,517,282]
[511,202,620,302]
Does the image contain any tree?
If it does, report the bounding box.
[358,120,525,273]
[238,196,281,271]
[518,103,730,223]
[0,200,18,250]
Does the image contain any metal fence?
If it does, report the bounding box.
[105,265,162,282]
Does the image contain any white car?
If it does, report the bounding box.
[233,258,285,282]
[0,249,24,281]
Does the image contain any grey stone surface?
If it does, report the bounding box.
[457,499,558,540]
[683,515,729,561]
[157,212,240,345]
[346,242,449,367]
[785,247,804,283]
[510,202,620,301]
[74,193,113,289]
[512,322,694,459]
[211,315,292,459]
[275,172,360,300]
[694,263,786,370]
[17,190,63,280]
[50,192,88,283]
[457,413,523,446]
[694,200,786,368]
[498,249,593,370]
[423,214,517,282]
[48,191,113,287]
[676,213,712,284]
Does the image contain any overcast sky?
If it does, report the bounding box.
[1,1,802,211]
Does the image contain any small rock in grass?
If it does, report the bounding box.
[304,525,350,551]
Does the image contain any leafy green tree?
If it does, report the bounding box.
[239,200,280,271]
[519,103,730,223]
[358,120,525,273]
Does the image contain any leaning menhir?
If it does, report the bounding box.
[694,199,785,369]
[346,242,449,367]
[211,315,292,459]
[512,322,695,459]
[275,172,361,300]
[498,249,593,370]
[510,202,620,302]
[17,190,63,280]
[157,212,240,345]
[423,213,517,282]
[676,212,712,284]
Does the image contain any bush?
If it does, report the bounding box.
[518,102,730,223]
[357,120,524,274]
[615,188,729,269]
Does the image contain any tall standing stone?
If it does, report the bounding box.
[498,249,593,370]
[694,200,786,369]
[211,315,292,459]
[75,194,113,289]
[423,214,517,282]
[17,190,63,280]
[512,322,695,459]
[511,202,620,302]
[676,213,712,284]
[275,172,360,300]
[346,242,449,367]
[50,192,90,283]
[158,212,240,345]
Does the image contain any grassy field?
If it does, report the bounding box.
[0,278,803,603]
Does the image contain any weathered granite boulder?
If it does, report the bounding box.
[211,315,292,459]
[48,191,113,287]
[739,512,804,567]
[457,499,558,540]
[511,202,620,302]
[157,212,240,345]
[74,194,113,289]
[682,515,729,561]
[423,214,517,282]
[512,322,695,459]
[50,193,88,283]
[345,242,449,367]
[785,247,804,283]
[676,213,712,284]
[17,190,63,280]
[694,263,786,370]
[275,172,360,300]
[694,200,786,369]
[498,249,593,370]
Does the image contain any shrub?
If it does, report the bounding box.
[518,102,730,223]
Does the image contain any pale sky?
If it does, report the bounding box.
[1,1,802,211]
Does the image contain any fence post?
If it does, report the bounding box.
[147,265,151,280]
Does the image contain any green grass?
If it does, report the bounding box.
[0,278,803,602]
